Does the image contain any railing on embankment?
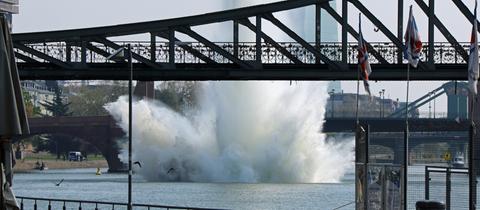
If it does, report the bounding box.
[17,196,227,210]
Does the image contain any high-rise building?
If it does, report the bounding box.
[223,1,337,42]
[224,1,340,92]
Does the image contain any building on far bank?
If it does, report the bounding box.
[325,92,413,118]
[21,80,55,115]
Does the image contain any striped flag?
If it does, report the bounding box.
[404,6,423,68]
[469,0,479,95]
[357,14,372,96]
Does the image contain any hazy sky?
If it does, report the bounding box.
[11,0,477,113]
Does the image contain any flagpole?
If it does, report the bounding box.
[403,63,410,210]
[469,2,478,209]
[356,68,360,125]
[356,14,361,126]
[469,92,476,210]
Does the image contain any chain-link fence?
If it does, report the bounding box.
[362,129,471,209]
[424,166,469,210]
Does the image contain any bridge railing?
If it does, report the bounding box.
[325,111,449,119]
[17,196,225,210]
[14,41,471,65]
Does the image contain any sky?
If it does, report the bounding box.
[11,0,478,113]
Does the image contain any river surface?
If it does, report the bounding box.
[12,168,355,210]
[11,166,476,210]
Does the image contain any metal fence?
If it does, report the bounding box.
[14,41,474,65]
[366,130,470,210]
[424,166,469,210]
[367,163,403,210]
[17,196,226,210]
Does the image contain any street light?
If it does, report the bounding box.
[379,91,382,118]
[428,92,432,118]
[381,89,385,118]
[433,90,436,119]
[329,89,335,118]
[107,44,133,210]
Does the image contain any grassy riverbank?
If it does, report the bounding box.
[14,159,108,172]
[14,152,108,172]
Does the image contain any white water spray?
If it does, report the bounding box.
[105,81,353,183]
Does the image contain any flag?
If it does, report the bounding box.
[469,0,479,95]
[404,5,423,68]
[357,14,372,96]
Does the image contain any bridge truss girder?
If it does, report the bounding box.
[17,63,468,81]
[11,0,478,81]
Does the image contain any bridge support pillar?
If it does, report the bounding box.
[94,136,124,172]
[393,139,403,165]
[134,81,155,100]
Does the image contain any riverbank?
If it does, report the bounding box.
[14,159,108,172]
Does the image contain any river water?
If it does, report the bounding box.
[11,166,477,210]
[12,168,355,210]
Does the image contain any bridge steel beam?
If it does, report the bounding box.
[84,42,115,60]
[13,43,72,69]
[389,88,446,118]
[256,15,262,65]
[238,18,303,65]
[17,63,469,81]
[341,0,347,64]
[177,27,254,69]
[323,118,469,133]
[95,37,167,69]
[452,0,480,34]
[315,3,321,64]
[397,0,403,64]
[350,0,429,70]
[263,13,342,70]
[168,29,175,65]
[150,33,156,62]
[322,4,388,64]
[233,20,239,59]
[81,41,87,65]
[10,0,478,81]
[156,32,216,64]
[415,0,469,62]
[12,0,333,42]
[14,52,39,63]
[349,0,403,49]
[65,42,72,63]
[427,0,434,66]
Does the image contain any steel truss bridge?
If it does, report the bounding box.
[11,0,480,81]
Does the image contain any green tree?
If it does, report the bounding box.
[22,89,41,117]
[68,84,128,116]
[39,85,74,159]
[17,89,42,157]
[40,86,72,117]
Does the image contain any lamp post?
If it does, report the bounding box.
[107,44,133,210]
[428,92,432,118]
[381,89,385,118]
[329,89,335,118]
[433,90,436,119]
[379,91,382,118]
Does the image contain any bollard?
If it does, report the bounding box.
[416,200,446,210]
